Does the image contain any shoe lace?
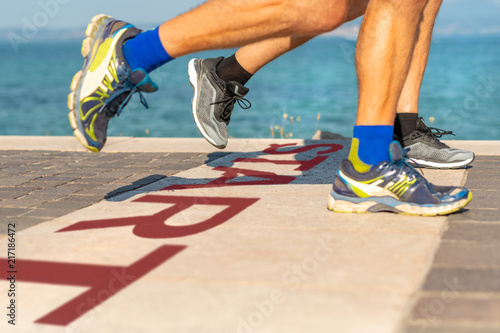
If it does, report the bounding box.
[98,65,149,118]
[427,126,454,139]
[409,124,455,147]
[212,95,252,121]
[386,148,424,179]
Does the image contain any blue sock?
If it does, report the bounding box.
[348,125,394,173]
[122,27,174,73]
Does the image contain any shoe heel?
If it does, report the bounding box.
[67,92,76,113]
[70,70,82,92]
[85,14,109,37]
[81,38,91,58]
[82,14,111,57]
[68,110,78,130]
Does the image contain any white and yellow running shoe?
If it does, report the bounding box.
[68,14,158,152]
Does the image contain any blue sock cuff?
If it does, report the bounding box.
[123,27,174,73]
[353,125,394,166]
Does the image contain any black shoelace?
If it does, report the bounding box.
[427,126,454,138]
[212,95,252,120]
[382,147,424,178]
[410,125,455,144]
[99,65,149,118]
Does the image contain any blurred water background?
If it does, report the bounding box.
[1,35,499,140]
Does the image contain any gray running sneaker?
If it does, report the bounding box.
[187,57,251,149]
[400,118,475,169]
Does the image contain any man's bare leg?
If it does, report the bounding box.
[393,0,442,139]
[159,0,350,58]
[397,0,442,116]
[235,36,313,75]
[234,0,370,75]
[355,0,428,126]
[393,0,474,168]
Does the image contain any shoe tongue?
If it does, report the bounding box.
[129,69,146,85]
[415,117,428,131]
[226,81,249,97]
[388,141,404,162]
[130,69,158,92]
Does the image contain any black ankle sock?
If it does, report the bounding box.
[216,54,253,85]
[394,113,419,139]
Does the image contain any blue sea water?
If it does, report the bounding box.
[0,36,499,140]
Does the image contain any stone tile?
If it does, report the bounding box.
[166,152,201,161]
[0,167,32,175]
[423,268,500,292]
[443,223,500,242]
[57,194,105,202]
[466,179,500,189]
[153,163,202,171]
[474,156,500,161]
[118,174,166,185]
[145,157,175,166]
[119,166,156,173]
[0,187,39,199]
[94,170,136,178]
[145,167,188,177]
[0,175,41,186]
[71,177,121,184]
[466,191,500,209]
[411,296,500,323]
[467,172,500,181]
[0,195,51,208]
[405,326,500,333]
[75,181,140,197]
[40,175,82,182]
[30,187,81,197]
[59,170,99,177]
[38,199,94,211]
[449,209,500,222]
[21,207,78,218]
[24,169,63,177]
[0,216,49,234]
[0,206,31,217]
[55,183,93,192]
[0,150,24,156]
[20,178,73,188]
[433,241,500,268]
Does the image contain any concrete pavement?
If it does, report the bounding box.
[0,136,498,333]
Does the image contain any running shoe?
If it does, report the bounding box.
[328,141,472,216]
[68,14,158,152]
[399,117,474,169]
[188,57,251,149]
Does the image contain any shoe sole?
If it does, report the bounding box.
[409,156,475,169]
[187,59,226,150]
[67,14,111,153]
[327,190,473,216]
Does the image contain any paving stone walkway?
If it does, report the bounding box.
[403,155,500,333]
[0,150,229,233]
[0,137,498,333]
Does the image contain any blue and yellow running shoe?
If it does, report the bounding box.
[68,14,158,152]
[328,142,472,216]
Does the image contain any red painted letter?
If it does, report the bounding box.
[57,195,259,238]
[0,245,185,326]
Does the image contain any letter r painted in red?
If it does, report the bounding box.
[57,195,259,238]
